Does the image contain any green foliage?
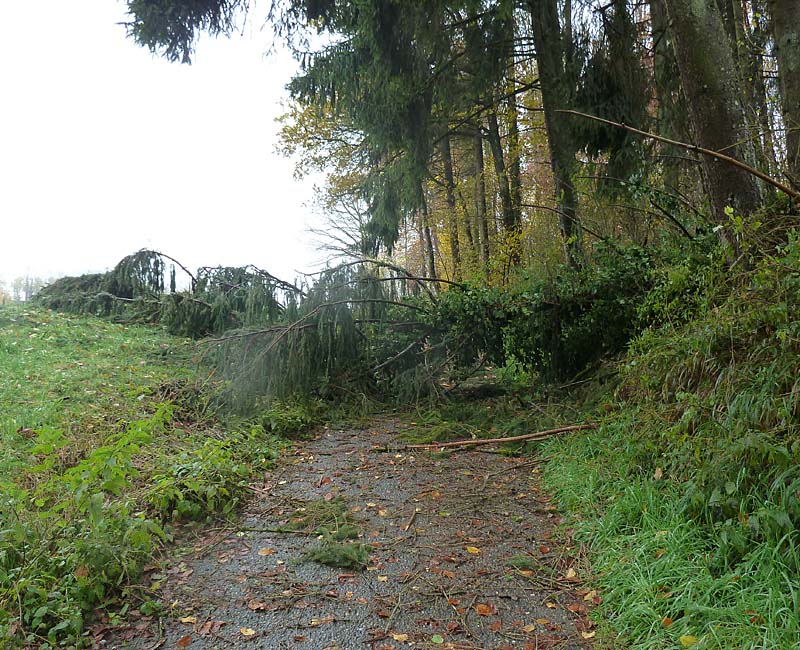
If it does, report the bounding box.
[536,228,800,647]
[0,305,285,646]
[433,242,654,380]
[303,541,372,569]
[147,425,281,521]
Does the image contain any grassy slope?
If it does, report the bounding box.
[0,305,282,647]
[538,244,800,648]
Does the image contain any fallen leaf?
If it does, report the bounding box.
[476,603,494,616]
[257,547,275,556]
[293,635,306,641]
[538,545,551,554]
[179,616,197,624]
[545,602,557,609]
[176,635,192,648]
[466,546,481,554]
[377,575,389,582]
[522,624,536,632]
[583,590,597,602]
[240,627,257,638]
[581,631,596,639]
[662,616,673,628]
[535,618,549,625]
[679,635,699,647]
[391,633,409,641]
[431,634,444,644]
[654,467,664,480]
[564,567,577,579]
[566,602,588,614]
[654,548,666,559]
[247,599,267,611]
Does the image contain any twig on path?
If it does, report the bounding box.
[404,423,597,450]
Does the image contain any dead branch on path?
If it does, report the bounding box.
[404,423,597,450]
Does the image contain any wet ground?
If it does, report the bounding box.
[106,420,596,649]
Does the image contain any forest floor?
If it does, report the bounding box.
[105,420,597,650]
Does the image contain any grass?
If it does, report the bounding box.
[0,304,285,648]
[540,419,800,649]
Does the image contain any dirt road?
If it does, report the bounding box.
[109,420,595,649]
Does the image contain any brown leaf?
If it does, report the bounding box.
[566,602,588,614]
[247,599,267,611]
[490,621,503,632]
[176,635,192,648]
[476,603,494,616]
[662,617,674,628]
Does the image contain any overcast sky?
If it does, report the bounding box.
[0,1,323,289]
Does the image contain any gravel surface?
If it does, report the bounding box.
[105,420,595,650]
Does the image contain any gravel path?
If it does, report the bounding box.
[106,420,595,650]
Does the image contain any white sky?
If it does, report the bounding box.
[0,1,324,289]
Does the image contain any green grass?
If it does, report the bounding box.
[0,305,285,647]
[540,419,800,649]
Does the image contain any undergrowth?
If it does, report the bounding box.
[537,230,800,648]
[0,306,288,648]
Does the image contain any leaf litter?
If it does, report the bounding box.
[104,420,594,649]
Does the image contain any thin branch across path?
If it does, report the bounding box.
[404,422,597,450]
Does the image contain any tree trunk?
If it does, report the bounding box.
[441,134,461,281]
[474,130,491,270]
[527,0,582,267]
[486,109,518,234]
[768,0,800,184]
[663,0,761,222]
[420,202,437,280]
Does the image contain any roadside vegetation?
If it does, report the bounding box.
[0,306,290,647]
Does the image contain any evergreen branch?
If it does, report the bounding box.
[150,250,197,287]
[372,335,428,373]
[558,109,800,203]
[202,298,431,345]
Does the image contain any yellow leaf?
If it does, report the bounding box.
[565,567,577,579]
[240,627,257,637]
[679,635,699,647]
[377,575,389,582]
[257,547,275,556]
[581,631,596,639]
[391,633,409,641]
[522,624,536,632]
[545,602,557,609]
[583,590,597,602]
[535,618,549,625]
[466,546,481,554]
[179,616,197,624]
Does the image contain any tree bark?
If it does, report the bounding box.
[768,0,800,184]
[527,0,582,267]
[663,0,761,222]
[441,133,461,281]
[474,130,491,270]
[486,109,518,235]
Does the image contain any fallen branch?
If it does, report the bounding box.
[404,423,597,450]
[558,109,800,203]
